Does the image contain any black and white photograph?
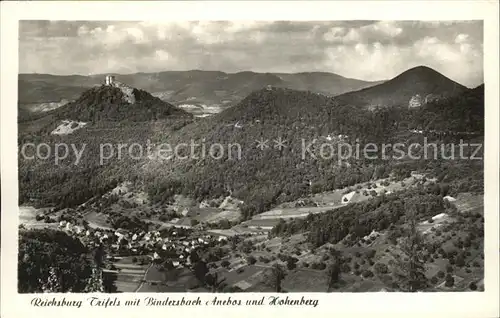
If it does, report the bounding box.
[1,1,499,317]
[14,18,488,294]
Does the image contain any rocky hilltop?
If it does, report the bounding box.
[53,76,191,122]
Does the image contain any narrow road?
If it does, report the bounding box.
[134,262,153,292]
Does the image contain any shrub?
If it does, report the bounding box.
[430,276,438,284]
[221,260,230,268]
[469,282,478,291]
[287,260,297,270]
[437,271,445,278]
[456,255,465,267]
[315,262,327,270]
[341,264,351,273]
[365,249,376,259]
[362,270,374,278]
[446,265,453,273]
[374,262,388,274]
[302,262,309,268]
[132,257,138,263]
[445,274,454,287]
[246,256,257,265]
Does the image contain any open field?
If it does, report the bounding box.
[253,206,342,220]
[137,267,203,292]
[454,193,484,214]
[233,174,433,234]
[84,211,112,229]
[18,206,58,229]
[281,268,329,292]
[111,256,149,292]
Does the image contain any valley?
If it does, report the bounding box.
[17,65,485,294]
[19,168,484,293]
[18,70,383,120]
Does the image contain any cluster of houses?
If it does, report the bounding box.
[57,220,228,269]
[325,134,349,142]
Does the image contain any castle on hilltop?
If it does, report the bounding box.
[105,75,116,86]
[103,75,136,104]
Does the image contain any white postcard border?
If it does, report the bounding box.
[1,1,499,318]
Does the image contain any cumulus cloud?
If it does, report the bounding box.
[19,20,483,87]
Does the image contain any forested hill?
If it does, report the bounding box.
[213,87,396,140]
[407,83,484,133]
[215,87,336,123]
[18,83,484,217]
[335,66,468,109]
[53,85,191,122]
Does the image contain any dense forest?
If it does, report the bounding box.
[18,229,93,292]
[54,85,191,122]
[141,86,484,218]
[270,186,454,246]
[17,83,484,218]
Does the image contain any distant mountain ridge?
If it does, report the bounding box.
[18,70,383,109]
[335,66,468,109]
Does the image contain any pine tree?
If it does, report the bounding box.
[326,249,342,291]
[39,267,62,293]
[390,203,428,292]
[85,244,105,292]
[265,263,287,292]
[205,272,226,292]
[84,266,104,293]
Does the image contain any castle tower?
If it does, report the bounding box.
[105,75,115,86]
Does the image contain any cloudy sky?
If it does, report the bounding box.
[19,20,483,87]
